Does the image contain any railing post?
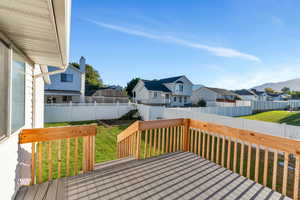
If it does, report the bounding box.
[183,119,190,152]
[135,121,141,159]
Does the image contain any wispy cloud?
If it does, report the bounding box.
[86,19,261,62]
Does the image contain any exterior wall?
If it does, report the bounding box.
[45,66,82,92]
[45,94,80,103]
[191,87,218,104]
[133,81,150,103]
[164,76,193,96]
[0,60,44,199]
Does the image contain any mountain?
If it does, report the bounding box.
[251,78,300,92]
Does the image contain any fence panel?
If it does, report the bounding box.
[45,103,135,123]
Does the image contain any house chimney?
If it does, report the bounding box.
[79,56,86,73]
[79,56,86,102]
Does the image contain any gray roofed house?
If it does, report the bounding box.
[234,89,258,101]
[191,87,240,104]
[132,75,193,106]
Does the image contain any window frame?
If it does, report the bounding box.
[61,73,73,82]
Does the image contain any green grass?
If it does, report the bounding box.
[38,120,135,182]
[240,111,300,126]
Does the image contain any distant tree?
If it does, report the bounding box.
[197,99,207,107]
[70,62,80,69]
[281,87,290,94]
[126,78,140,97]
[290,91,300,99]
[70,62,103,95]
[264,87,275,94]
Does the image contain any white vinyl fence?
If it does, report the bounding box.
[45,103,136,123]
[163,108,300,140]
[251,101,288,112]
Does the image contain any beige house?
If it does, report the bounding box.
[86,86,129,103]
[192,87,239,105]
[0,0,71,199]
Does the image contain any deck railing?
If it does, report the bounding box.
[19,125,97,184]
[117,118,300,199]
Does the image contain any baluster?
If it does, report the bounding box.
[282,152,289,195]
[272,150,278,190]
[31,142,36,185]
[144,130,148,158]
[190,129,194,152]
[166,127,169,153]
[197,130,201,156]
[38,142,43,183]
[294,155,300,200]
[216,135,220,164]
[263,147,269,186]
[211,134,215,162]
[162,128,165,154]
[233,138,237,173]
[158,128,161,155]
[206,132,210,160]
[149,129,153,156]
[66,138,70,176]
[202,132,206,158]
[176,127,180,151]
[240,142,244,176]
[136,131,141,159]
[173,126,176,152]
[255,145,260,182]
[227,137,231,169]
[194,129,197,154]
[58,140,62,177]
[169,126,173,152]
[48,141,52,180]
[221,136,225,167]
[154,129,157,155]
[247,143,252,178]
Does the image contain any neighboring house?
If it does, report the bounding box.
[133,75,193,106]
[45,56,86,103]
[234,89,257,101]
[250,89,269,101]
[86,86,129,103]
[192,87,239,104]
[0,0,71,199]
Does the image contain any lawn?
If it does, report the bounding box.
[38,120,135,182]
[240,110,300,126]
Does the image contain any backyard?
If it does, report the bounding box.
[240,110,300,126]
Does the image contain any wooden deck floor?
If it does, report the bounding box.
[15,152,291,200]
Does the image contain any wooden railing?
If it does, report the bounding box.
[117,118,300,200]
[19,125,97,184]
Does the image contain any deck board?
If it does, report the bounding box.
[15,152,291,200]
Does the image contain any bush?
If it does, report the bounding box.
[197,99,207,107]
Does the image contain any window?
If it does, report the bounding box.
[0,42,8,138]
[184,96,187,103]
[153,92,158,98]
[62,96,72,103]
[11,60,25,133]
[165,94,169,99]
[175,82,184,92]
[61,73,73,82]
[179,97,182,103]
[173,96,177,102]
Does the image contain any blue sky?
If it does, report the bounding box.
[70,0,300,89]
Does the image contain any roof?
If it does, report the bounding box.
[143,80,172,92]
[0,0,71,67]
[251,89,265,96]
[158,75,185,83]
[140,75,186,92]
[204,87,239,96]
[234,89,256,96]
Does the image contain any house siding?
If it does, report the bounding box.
[0,61,44,199]
[192,87,218,104]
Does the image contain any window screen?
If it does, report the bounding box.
[11,60,25,133]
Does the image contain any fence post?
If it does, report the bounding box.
[183,118,190,152]
[135,121,141,159]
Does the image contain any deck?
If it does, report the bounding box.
[15,152,291,200]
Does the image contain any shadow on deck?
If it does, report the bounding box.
[15,152,291,200]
